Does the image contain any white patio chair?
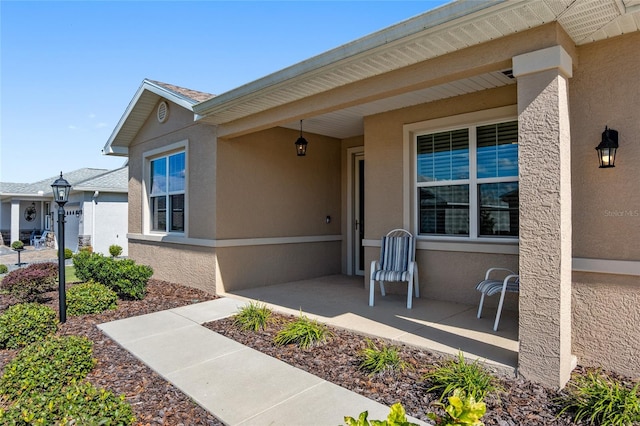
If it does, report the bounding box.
[369,229,419,309]
[32,230,50,250]
[476,267,519,331]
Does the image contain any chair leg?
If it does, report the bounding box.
[406,275,413,309]
[369,278,375,306]
[493,281,509,331]
[477,294,486,319]
[379,282,386,296]
[413,264,420,298]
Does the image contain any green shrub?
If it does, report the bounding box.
[233,301,273,331]
[109,244,123,257]
[422,352,500,401]
[358,339,408,376]
[0,303,58,349]
[72,252,152,299]
[64,247,73,259]
[66,282,118,316]
[344,402,418,426]
[274,312,333,349]
[0,335,95,401]
[558,370,640,426]
[427,388,487,426]
[0,380,135,425]
[0,264,8,274]
[11,241,24,250]
[0,262,58,302]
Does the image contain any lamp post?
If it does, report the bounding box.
[51,172,71,323]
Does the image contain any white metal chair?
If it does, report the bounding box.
[369,229,419,309]
[31,230,50,249]
[476,267,519,331]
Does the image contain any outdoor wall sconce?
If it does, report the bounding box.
[295,120,308,156]
[596,126,618,168]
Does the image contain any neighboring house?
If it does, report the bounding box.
[103,1,640,389]
[0,167,129,256]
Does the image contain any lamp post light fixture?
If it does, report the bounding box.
[295,120,308,156]
[596,126,619,168]
[51,172,71,323]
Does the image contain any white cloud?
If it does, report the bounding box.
[96,122,107,128]
[68,125,78,130]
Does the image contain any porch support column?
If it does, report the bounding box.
[513,45,574,389]
[10,200,20,244]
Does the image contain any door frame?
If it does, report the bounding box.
[347,146,365,276]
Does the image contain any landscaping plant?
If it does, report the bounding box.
[422,351,500,401]
[273,312,333,349]
[558,369,640,426]
[0,335,95,401]
[64,247,73,259]
[0,262,58,302]
[428,388,487,426]
[109,244,123,258]
[0,303,58,349]
[0,264,8,274]
[344,402,418,426]
[358,338,408,376]
[233,301,273,331]
[11,241,24,250]
[66,281,118,316]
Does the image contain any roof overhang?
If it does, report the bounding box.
[192,0,640,139]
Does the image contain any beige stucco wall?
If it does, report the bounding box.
[572,272,639,378]
[363,85,518,304]
[568,33,640,377]
[216,127,341,239]
[570,32,640,261]
[129,240,216,294]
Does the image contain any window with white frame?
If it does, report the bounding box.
[149,151,185,233]
[415,120,518,238]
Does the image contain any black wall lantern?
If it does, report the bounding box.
[295,120,308,156]
[596,126,618,168]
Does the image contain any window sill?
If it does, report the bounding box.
[128,233,215,247]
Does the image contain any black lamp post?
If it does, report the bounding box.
[51,172,71,323]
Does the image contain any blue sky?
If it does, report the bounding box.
[1,0,449,183]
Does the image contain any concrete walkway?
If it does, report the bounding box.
[98,298,428,426]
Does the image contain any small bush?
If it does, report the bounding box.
[274,313,333,349]
[344,402,418,426]
[11,241,24,250]
[422,352,500,401]
[233,301,273,331]
[0,380,136,425]
[72,252,152,299]
[64,247,73,259]
[558,370,640,426]
[0,264,8,274]
[66,282,118,316]
[109,244,123,257]
[0,262,58,302]
[0,303,58,349]
[0,335,95,401]
[358,339,408,376]
[428,388,487,426]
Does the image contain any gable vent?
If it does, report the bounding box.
[157,101,169,123]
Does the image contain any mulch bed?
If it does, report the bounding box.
[1,278,633,425]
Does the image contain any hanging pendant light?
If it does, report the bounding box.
[295,120,308,156]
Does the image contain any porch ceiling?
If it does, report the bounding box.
[196,0,640,139]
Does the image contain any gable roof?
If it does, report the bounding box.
[103,79,215,156]
[0,167,128,197]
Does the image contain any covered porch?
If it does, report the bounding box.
[223,274,519,374]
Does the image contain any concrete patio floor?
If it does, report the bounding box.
[224,275,519,375]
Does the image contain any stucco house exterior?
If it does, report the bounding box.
[104,0,639,389]
[0,167,129,256]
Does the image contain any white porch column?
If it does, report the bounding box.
[513,46,574,389]
[10,200,20,244]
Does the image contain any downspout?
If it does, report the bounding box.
[92,191,99,250]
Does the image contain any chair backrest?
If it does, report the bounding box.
[379,229,415,272]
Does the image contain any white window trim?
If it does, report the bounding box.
[142,140,188,237]
[403,105,518,246]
